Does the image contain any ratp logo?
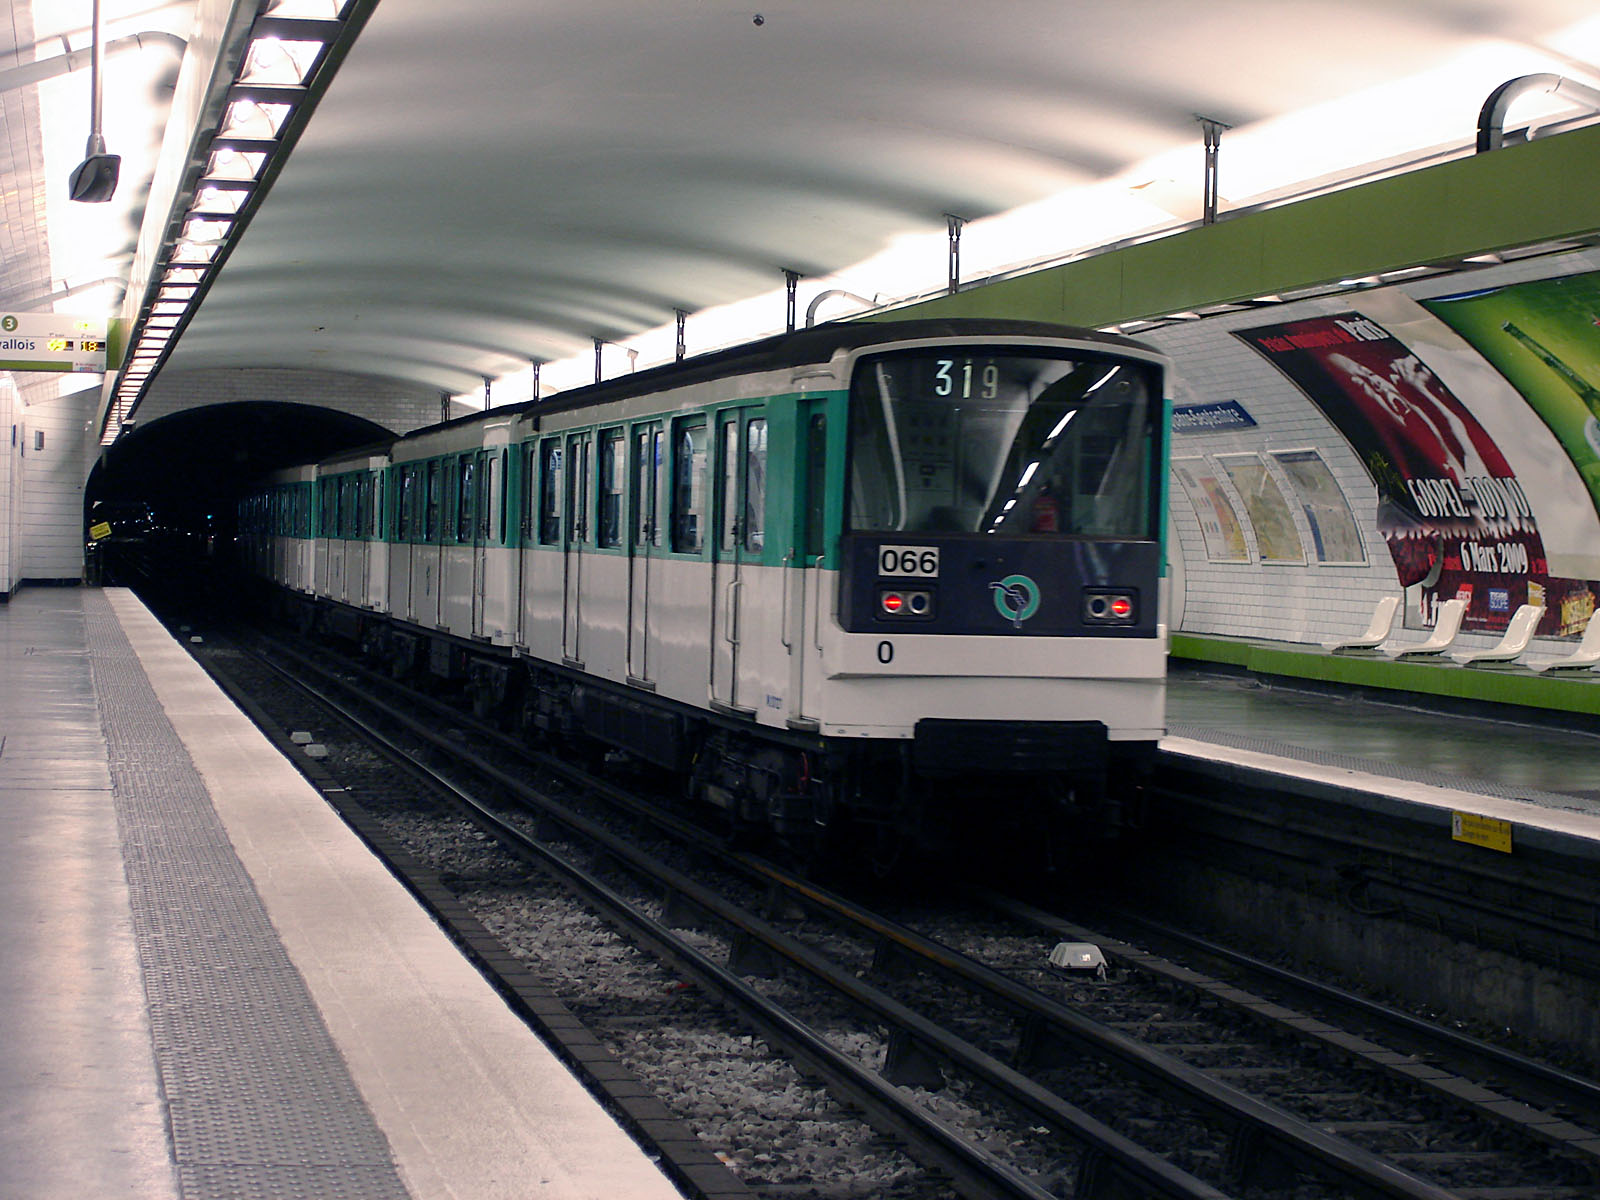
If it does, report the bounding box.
[989,574,1040,629]
[1,316,17,333]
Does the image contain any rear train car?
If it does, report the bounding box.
[243,319,1172,860]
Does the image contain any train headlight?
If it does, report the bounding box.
[1083,590,1136,625]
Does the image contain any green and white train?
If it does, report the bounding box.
[240,319,1172,860]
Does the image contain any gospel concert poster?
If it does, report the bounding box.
[1235,314,1551,633]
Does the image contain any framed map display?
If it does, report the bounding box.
[1216,454,1305,564]
[1172,457,1250,563]
[1271,448,1366,565]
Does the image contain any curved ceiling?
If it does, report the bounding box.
[12,1,1600,407]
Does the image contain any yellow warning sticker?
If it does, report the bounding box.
[1451,811,1513,854]
[89,521,113,541]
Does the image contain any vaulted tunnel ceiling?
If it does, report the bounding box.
[6,1,1600,415]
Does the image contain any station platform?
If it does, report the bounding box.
[0,586,685,1200]
[1165,638,1600,847]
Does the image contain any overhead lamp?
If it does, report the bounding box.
[190,186,250,215]
[158,286,198,301]
[152,302,187,316]
[171,242,220,264]
[203,148,267,181]
[218,99,292,140]
[69,0,120,202]
[162,267,206,285]
[265,0,352,15]
[240,38,325,85]
[181,217,232,243]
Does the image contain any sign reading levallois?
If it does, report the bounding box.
[0,313,108,373]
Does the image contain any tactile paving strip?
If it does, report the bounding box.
[84,593,411,1200]
[1168,721,1600,813]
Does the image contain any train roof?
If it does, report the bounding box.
[395,317,1158,446]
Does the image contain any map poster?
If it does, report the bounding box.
[1270,449,1366,564]
[1234,314,1548,632]
[1172,458,1249,563]
[1216,454,1304,563]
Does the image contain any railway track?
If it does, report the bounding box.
[179,614,1600,1200]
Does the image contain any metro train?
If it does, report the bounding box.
[238,318,1172,863]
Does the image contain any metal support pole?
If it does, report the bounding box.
[946,214,965,294]
[784,270,800,333]
[440,391,450,423]
[483,375,492,410]
[675,309,687,362]
[530,361,541,402]
[1197,116,1229,225]
[594,338,604,384]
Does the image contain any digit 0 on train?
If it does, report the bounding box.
[240,319,1171,865]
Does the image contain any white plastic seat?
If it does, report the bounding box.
[1321,595,1399,653]
[1525,615,1600,673]
[1383,597,1466,659]
[1448,603,1544,667]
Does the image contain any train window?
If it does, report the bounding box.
[718,415,740,553]
[671,417,707,554]
[457,454,476,543]
[497,449,509,544]
[633,424,663,548]
[478,451,495,543]
[538,438,562,544]
[804,414,827,560]
[846,352,1156,539]
[566,432,592,544]
[743,417,767,553]
[425,460,442,543]
[397,466,415,540]
[597,429,625,548]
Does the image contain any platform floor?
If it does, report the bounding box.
[1167,663,1600,817]
[0,587,684,1200]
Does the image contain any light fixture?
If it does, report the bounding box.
[102,0,367,443]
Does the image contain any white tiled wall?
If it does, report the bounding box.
[1146,247,1600,654]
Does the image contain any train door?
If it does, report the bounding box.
[709,408,764,714]
[561,430,592,665]
[470,448,493,639]
[785,403,829,730]
[627,421,663,684]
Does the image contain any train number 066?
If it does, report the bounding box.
[878,545,939,577]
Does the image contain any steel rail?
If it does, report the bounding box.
[249,633,1468,1199]
[237,640,1218,1200]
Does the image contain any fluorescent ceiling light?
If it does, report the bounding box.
[162,268,206,285]
[264,0,352,16]
[171,242,219,264]
[190,187,249,215]
[218,99,292,140]
[239,38,325,86]
[181,218,232,243]
[204,149,267,181]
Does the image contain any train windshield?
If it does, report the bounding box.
[846,349,1159,537]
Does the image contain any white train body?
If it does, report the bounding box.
[242,320,1172,850]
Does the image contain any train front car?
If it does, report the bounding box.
[784,325,1170,864]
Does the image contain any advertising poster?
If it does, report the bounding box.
[1270,449,1365,564]
[1216,454,1304,563]
[1172,458,1249,563]
[1235,314,1549,632]
[1422,271,1600,513]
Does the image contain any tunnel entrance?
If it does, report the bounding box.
[86,400,393,589]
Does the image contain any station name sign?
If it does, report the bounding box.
[0,313,108,373]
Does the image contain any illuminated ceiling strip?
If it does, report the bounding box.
[102,0,375,443]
